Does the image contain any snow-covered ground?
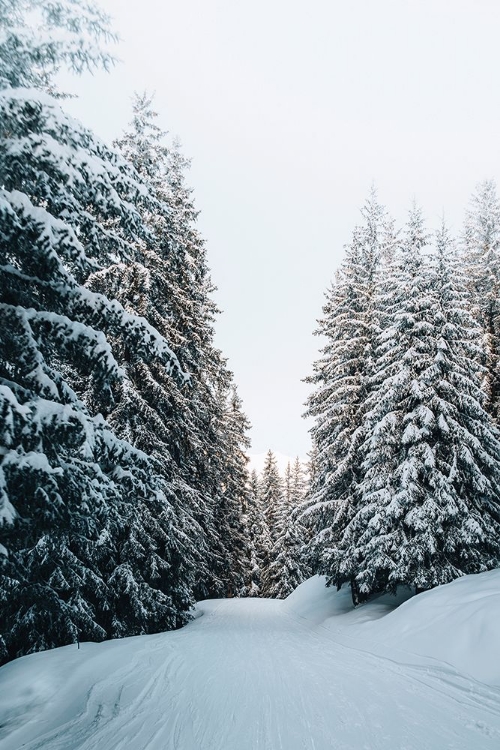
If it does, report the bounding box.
[1,571,500,749]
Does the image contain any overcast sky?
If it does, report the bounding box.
[61,0,500,459]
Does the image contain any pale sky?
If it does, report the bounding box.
[60,0,500,458]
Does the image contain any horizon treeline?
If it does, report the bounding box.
[303,183,500,604]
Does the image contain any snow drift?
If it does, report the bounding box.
[284,569,500,685]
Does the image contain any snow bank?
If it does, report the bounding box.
[283,575,353,623]
[0,638,137,741]
[362,569,500,685]
[284,570,500,685]
[283,574,413,626]
[0,625,182,743]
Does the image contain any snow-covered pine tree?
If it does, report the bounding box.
[258,449,284,596]
[208,384,252,596]
[421,220,500,578]
[284,461,292,506]
[163,137,252,599]
[328,209,500,603]
[324,203,434,602]
[87,92,215,603]
[240,469,268,597]
[262,516,307,599]
[0,0,194,662]
[302,189,388,574]
[290,457,307,507]
[259,450,284,544]
[110,93,251,600]
[462,180,500,421]
[263,456,309,599]
[304,445,318,492]
[284,461,292,502]
[163,138,224,598]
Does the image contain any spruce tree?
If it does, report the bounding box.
[263,515,307,599]
[260,450,284,543]
[284,461,292,506]
[264,457,309,599]
[205,383,252,596]
[327,203,434,601]
[462,179,500,421]
[290,457,307,507]
[162,134,252,600]
[255,450,283,596]
[111,93,252,600]
[88,92,213,602]
[240,469,268,597]
[303,189,388,573]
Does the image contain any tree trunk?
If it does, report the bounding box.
[350,578,363,606]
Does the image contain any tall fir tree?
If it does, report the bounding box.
[260,449,285,544]
[162,132,252,600]
[302,189,388,574]
[88,92,213,600]
[264,457,309,599]
[462,179,500,421]
[263,513,307,599]
[240,469,269,597]
[290,457,308,507]
[326,203,434,601]
[109,92,252,600]
[284,461,292,507]
[207,383,252,596]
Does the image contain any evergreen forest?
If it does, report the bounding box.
[2,0,500,667]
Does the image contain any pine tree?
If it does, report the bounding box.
[263,516,307,599]
[284,461,292,506]
[290,457,307,506]
[327,203,434,601]
[264,457,309,599]
[260,450,284,543]
[303,189,388,573]
[255,449,283,596]
[87,92,214,605]
[207,383,252,596]
[240,469,268,597]
[462,179,500,420]
[110,93,252,600]
[304,445,318,493]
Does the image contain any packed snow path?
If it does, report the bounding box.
[2,596,500,750]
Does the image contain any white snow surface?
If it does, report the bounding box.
[1,571,500,749]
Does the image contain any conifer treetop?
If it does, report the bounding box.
[0,0,116,91]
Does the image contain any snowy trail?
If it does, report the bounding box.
[2,597,500,750]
